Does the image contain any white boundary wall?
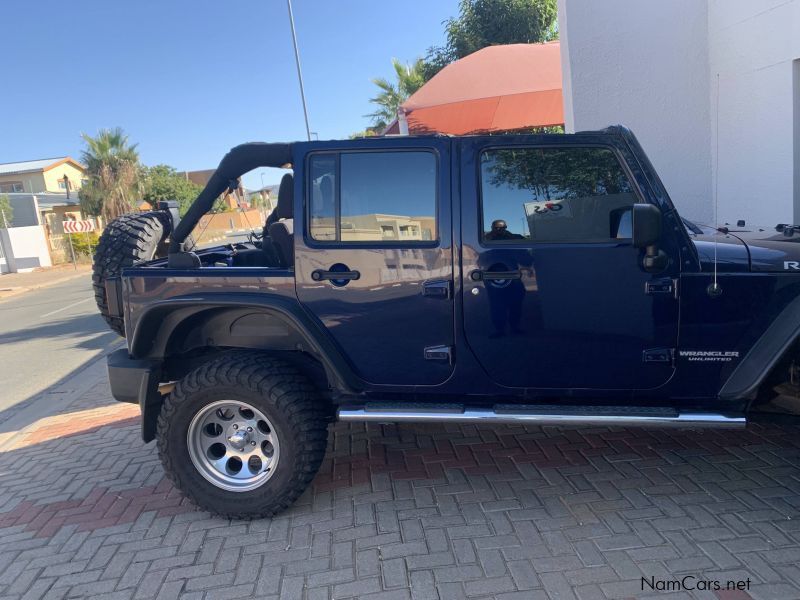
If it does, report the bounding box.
[0,226,52,273]
[559,0,800,226]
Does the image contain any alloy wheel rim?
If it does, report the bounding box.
[187,400,280,492]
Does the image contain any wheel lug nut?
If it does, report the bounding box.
[233,425,238,430]
[251,441,256,446]
[247,427,253,432]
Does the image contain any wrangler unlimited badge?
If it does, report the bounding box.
[679,350,740,362]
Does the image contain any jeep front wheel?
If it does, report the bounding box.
[156,353,329,518]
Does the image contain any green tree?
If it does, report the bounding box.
[140,164,202,216]
[0,194,13,227]
[422,0,558,80]
[367,58,426,129]
[212,197,234,213]
[77,180,103,217]
[248,192,264,209]
[485,147,631,201]
[349,127,382,139]
[67,232,100,258]
[79,127,140,220]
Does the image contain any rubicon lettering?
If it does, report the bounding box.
[679,350,740,363]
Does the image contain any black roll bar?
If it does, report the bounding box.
[169,142,293,251]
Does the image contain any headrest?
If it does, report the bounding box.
[277,173,294,219]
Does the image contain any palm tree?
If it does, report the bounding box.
[367,58,426,129]
[80,128,140,221]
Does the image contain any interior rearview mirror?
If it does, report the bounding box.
[632,204,667,272]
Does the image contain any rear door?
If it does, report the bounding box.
[295,138,454,385]
[460,137,680,391]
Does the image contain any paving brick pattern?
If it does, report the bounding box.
[2,379,800,599]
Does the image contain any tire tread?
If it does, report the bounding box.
[91,212,170,336]
[156,352,329,519]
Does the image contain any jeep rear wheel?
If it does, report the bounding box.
[92,212,171,336]
[156,353,329,518]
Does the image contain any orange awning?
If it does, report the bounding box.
[397,42,563,135]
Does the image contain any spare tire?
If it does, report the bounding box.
[92,211,171,336]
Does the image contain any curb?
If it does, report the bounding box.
[0,267,92,302]
[0,341,124,453]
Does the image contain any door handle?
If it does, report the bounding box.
[422,279,451,298]
[645,278,675,296]
[311,269,361,282]
[469,269,522,282]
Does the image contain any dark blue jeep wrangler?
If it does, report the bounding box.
[93,126,800,517]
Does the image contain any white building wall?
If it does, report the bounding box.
[708,0,800,225]
[558,0,713,223]
[559,0,800,226]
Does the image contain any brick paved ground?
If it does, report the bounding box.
[2,366,800,599]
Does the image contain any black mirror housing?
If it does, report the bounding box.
[632,203,662,249]
[632,203,668,272]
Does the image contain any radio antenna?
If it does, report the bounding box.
[709,73,722,297]
[287,0,311,141]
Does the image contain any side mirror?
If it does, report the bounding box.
[632,204,668,272]
[632,203,662,248]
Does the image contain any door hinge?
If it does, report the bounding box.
[645,278,675,296]
[643,348,674,365]
[424,345,453,364]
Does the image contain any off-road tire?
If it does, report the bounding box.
[156,352,329,518]
[92,211,171,336]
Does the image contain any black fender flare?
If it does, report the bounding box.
[719,293,800,401]
[129,292,363,394]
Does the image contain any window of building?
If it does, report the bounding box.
[0,182,24,193]
[308,151,437,243]
[480,147,637,244]
[399,225,419,238]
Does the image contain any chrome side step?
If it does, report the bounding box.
[337,403,746,428]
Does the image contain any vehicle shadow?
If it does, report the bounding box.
[0,334,122,435]
[0,312,118,350]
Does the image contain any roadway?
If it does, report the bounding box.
[0,230,255,417]
[0,228,254,416]
[0,275,119,414]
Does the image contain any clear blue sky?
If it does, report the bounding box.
[0,0,458,188]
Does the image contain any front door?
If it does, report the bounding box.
[295,140,454,386]
[461,139,679,391]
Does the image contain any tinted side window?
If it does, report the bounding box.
[309,155,337,241]
[308,151,436,243]
[480,147,636,243]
